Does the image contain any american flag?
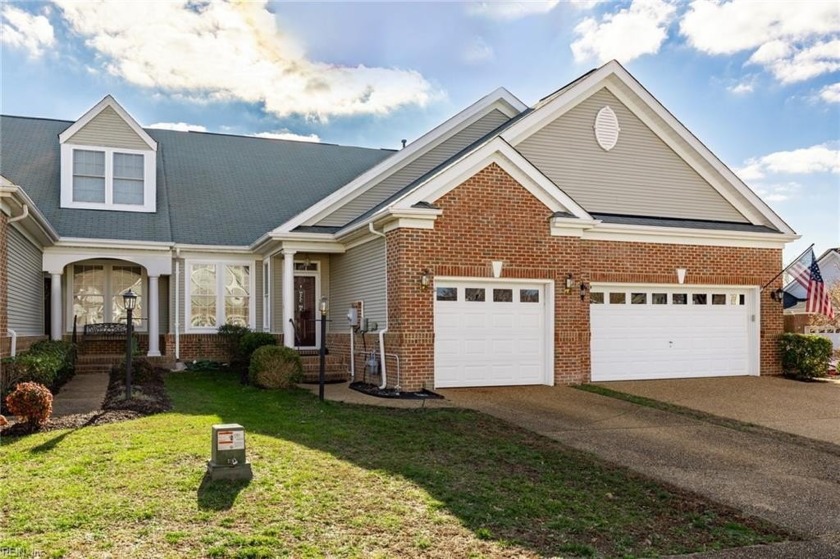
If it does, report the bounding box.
[804,249,835,319]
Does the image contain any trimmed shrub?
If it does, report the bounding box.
[779,333,833,380]
[249,346,303,389]
[239,332,277,361]
[1,341,75,412]
[111,357,157,386]
[217,324,251,362]
[5,382,53,426]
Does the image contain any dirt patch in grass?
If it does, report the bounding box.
[0,366,171,437]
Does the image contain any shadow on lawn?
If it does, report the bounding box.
[197,474,251,511]
[168,370,789,558]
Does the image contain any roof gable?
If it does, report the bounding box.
[59,95,157,151]
[501,60,795,235]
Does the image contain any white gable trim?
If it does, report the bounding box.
[501,60,794,235]
[59,95,157,151]
[268,88,527,235]
[393,137,592,220]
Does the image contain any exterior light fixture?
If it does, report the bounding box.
[318,296,328,402]
[420,269,431,290]
[122,289,138,399]
[770,288,785,302]
[565,273,574,293]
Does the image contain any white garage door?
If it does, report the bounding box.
[434,280,549,388]
[591,286,756,381]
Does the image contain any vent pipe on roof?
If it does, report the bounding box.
[401,139,407,149]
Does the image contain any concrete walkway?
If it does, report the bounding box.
[434,386,840,558]
[598,376,840,445]
[51,373,109,416]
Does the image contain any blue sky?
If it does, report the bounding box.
[2,0,838,260]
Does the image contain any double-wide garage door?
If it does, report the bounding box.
[590,286,755,381]
[434,280,548,388]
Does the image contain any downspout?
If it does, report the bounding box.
[174,248,181,363]
[368,223,389,389]
[8,204,29,224]
[8,329,16,357]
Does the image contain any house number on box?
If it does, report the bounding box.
[217,430,245,451]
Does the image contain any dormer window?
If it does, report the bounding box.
[59,95,158,213]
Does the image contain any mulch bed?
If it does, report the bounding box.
[1,367,172,437]
[349,381,444,400]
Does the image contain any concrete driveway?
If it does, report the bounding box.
[598,376,840,445]
[438,385,840,558]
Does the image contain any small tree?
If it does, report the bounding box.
[807,282,840,330]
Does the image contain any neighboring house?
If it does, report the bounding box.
[0,61,798,389]
[783,248,840,338]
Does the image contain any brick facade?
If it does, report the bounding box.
[383,163,784,391]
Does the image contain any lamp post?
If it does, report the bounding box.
[318,296,328,402]
[123,289,138,399]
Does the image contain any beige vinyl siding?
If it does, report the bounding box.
[316,109,511,227]
[7,227,44,335]
[66,106,150,150]
[517,88,748,223]
[328,238,386,333]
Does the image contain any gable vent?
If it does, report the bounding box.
[594,106,620,151]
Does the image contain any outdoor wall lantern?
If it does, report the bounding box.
[565,273,574,293]
[420,269,431,290]
[770,288,785,302]
[122,289,138,399]
[580,282,589,301]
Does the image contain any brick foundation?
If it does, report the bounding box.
[164,333,285,363]
[384,163,785,391]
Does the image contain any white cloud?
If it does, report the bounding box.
[462,36,495,64]
[738,143,840,181]
[819,83,840,103]
[571,0,677,64]
[251,131,321,143]
[51,0,436,120]
[680,0,840,84]
[0,5,55,58]
[147,122,208,132]
[752,182,801,203]
[468,1,559,21]
[728,81,754,95]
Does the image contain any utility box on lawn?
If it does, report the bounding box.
[207,423,253,481]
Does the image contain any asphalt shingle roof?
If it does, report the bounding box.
[0,115,394,246]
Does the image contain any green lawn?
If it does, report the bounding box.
[1,371,789,558]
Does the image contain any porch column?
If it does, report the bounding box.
[147,275,161,357]
[282,249,296,348]
[50,272,62,340]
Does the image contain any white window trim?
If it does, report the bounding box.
[185,260,256,333]
[60,144,157,213]
[66,261,148,332]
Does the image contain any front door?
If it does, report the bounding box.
[294,276,316,346]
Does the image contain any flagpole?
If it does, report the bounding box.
[760,242,814,291]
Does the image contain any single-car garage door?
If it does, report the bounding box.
[591,286,756,381]
[434,280,550,388]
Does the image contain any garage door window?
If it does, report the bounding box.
[590,292,604,304]
[609,292,626,304]
[520,289,540,303]
[712,294,727,305]
[652,293,667,305]
[673,293,687,305]
[631,293,647,304]
[493,289,513,302]
[436,287,457,301]
[465,288,485,302]
[731,294,746,305]
[693,294,708,305]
